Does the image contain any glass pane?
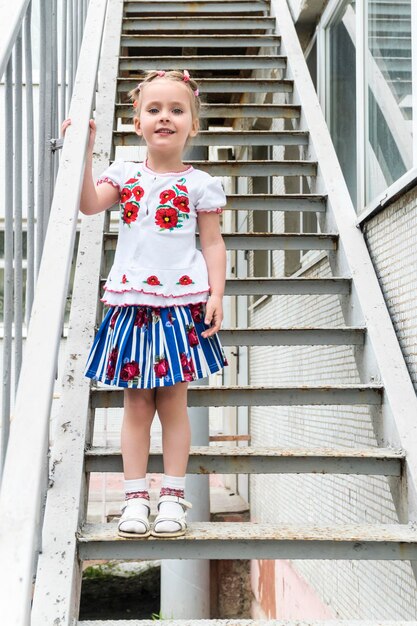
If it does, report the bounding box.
[366,0,412,203]
[327,1,357,208]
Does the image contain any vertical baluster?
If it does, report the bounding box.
[13,31,23,393]
[68,0,74,105]
[60,0,68,127]
[73,0,78,85]
[24,2,35,327]
[1,59,14,480]
[43,0,53,236]
[37,0,46,273]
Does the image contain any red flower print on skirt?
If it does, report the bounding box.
[177,275,194,285]
[160,189,176,203]
[187,324,199,346]
[121,187,133,203]
[173,195,189,213]
[154,356,169,378]
[180,352,195,382]
[106,347,119,380]
[110,309,120,329]
[190,302,204,323]
[132,185,144,201]
[120,360,140,381]
[155,207,178,230]
[143,275,163,286]
[122,202,139,224]
[134,306,152,327]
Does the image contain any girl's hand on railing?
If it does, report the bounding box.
[60,118,97,153]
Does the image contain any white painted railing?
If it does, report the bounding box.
[271,0,417,521]
[0,0,108,623]
[0,0,90,482]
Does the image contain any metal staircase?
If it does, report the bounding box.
[3,0,417,623]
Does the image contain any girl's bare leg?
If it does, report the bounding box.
[121,387,156,479]
[155,381,191,476]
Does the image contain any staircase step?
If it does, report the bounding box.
[104,232,338,252]
[118,77,294,94]
[100,277,350,296]
[121,34,281,47]
[109,193,327,212]
[122,16,276,31]
[119,55,286,71]
[117,103,299,119]
[85,445,404,475]
[209,326,366,345]
[77,619,417,626]
[106,159,316,177]
[124,0,270,14]
[90,384,383,409]
[77,522,417,561]
[114,129,307,147]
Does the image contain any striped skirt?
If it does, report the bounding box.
[83,301,228,389]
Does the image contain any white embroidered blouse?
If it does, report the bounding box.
[95,159,227,307]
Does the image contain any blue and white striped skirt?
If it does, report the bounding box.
[83,302,228,388]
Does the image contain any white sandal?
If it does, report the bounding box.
[118,497,151,538]
[151,494,192,538]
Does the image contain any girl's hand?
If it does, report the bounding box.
[201,294,223,338]
[60,118,97,153]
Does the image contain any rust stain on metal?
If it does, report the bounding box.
[258,559,276,618]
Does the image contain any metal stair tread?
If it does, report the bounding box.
[77,619,417,626]
[85,445,404,475]
[78,521,417,543]
[90,384,383,410]
[113,129,308,146]
[103,232,338,251]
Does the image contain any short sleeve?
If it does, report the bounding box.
[195,176,227,214]
[96,160,125,192]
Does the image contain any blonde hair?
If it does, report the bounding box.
[128,70,201,122]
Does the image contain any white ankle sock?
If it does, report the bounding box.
[155,475,187,534]
[120,477,149,534]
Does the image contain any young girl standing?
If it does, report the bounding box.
[62,69,228,538]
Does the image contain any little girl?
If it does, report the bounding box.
[61,69,228,539]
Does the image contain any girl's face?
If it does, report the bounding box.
[134,79,199,154]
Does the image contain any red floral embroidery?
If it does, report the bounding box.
[177,183,188,193]
[190,302,204,323]
[160,189,176,203]
[123,202,139,224]
[155,207,178,229]
[121,274,128,284]
[177,275,194,286]
[126,177,139,185]
[173,195,189,213]
[143,275,162,286]
[120,360,140,381]
[132,186,144,201]
[121,187,133,203]
[154,356,169,378]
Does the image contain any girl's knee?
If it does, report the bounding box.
[124,388,156,413]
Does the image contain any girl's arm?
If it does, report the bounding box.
[61,118,119,215]
[197,212,226,338]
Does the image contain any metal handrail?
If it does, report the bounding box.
[0,0,89,482]
[0,0,108,622]
[272,0,417,519]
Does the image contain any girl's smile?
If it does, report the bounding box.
[133,80,199,171]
